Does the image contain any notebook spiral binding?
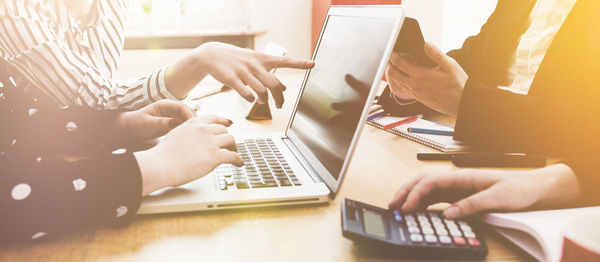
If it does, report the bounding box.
[367,120,446,151]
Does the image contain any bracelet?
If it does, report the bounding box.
[391,92,417,106]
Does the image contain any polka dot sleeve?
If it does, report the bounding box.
[0,74,143,242]
[0,153,142,242]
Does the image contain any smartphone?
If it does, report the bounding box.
[393,17,436,68]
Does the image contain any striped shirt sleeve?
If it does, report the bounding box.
[0,0,180,110]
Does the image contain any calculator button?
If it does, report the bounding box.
[410,234,423,243]
[422,227,434,235]
[406,221,418,227]
[405,215,416,221]
[429,212,440,218]
[408,226,420,234]
[467,238,481,247]
[439,235,452,244]
[460,224,472,232]
[394,214,403,222]
[463,230,476,238]
[430,217,442,223]
[433,222,445,229]
[450,229,463,237]
[453,236,466,245]
[425,234,437,243]
[394,210,401,216]
[435,228,448,236]
[419,221,431,228]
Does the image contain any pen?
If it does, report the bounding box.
[369,104,383,113]
[367,111,387,121]
[407,127,454,136]
[383,114,422,130]
[416,153,547,168]
[416,153,453,161]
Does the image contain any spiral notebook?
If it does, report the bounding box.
[367,116,470,152]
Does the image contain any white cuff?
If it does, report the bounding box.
[145,67,182,102]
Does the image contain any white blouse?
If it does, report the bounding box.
[0,0,178,109]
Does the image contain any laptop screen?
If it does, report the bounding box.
[288,13,398,182]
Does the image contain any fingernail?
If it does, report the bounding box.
[227,119,234,125]
[169,119,182,128]
[444,206,460,218]
[424,43,434,53]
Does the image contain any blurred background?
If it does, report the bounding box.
[117,0,496,78]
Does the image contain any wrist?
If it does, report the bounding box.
[391,93,417,106]
[165,47,208,99]
[134,149,167,196]
[114,112,136,140]
[534,164,583,208]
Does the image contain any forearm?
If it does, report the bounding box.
[533,163,584,209]
[164,47,208,99]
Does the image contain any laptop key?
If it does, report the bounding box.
[279,180,292,187]
[235,181,250,189]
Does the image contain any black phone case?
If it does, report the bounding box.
[393,17,436,68]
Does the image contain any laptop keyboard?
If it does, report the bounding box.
[215,138,302,190]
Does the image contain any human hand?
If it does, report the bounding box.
[388,164,583,219]
[115,100,196,141]
[134,116,243,196]
[387,42,467,116]
[195,42,315,107]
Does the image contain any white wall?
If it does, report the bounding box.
[251,0,313,60]
[441,0,496,52]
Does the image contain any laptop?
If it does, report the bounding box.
[138,6,405,214]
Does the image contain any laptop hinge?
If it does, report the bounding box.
[282,137,324,184]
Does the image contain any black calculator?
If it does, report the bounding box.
[341,198,488,259]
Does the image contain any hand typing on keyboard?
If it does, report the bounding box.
[215,138,302,190]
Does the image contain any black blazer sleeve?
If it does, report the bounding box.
[454,78,600,158]
[446,0,536,87]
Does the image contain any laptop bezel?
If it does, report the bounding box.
[284,5,405,198]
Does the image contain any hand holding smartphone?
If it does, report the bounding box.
[393,17,436,68]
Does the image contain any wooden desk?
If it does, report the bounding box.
[0,74,533,262]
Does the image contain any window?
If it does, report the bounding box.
[127,0,252,35]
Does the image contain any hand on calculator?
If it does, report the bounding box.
[388,164,583,219]
[342,199,488,259]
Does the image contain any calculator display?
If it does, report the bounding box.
[362,208,387,238]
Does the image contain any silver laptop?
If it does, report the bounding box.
[139,6,405,214]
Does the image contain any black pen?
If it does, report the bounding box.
[417,153,547,168]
